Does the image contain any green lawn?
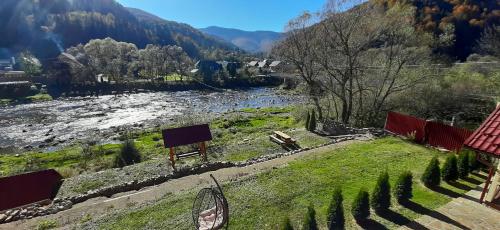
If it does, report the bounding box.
[93,137,484,229]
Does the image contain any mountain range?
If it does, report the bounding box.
[199,26,283,53]
[0,0,238,61]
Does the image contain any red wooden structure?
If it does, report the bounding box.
[464,105,500,207]
[162,124,212,169]
[384,111,427,143]
[425,121,473,152]
[385,111,473,152]
[0,169,63,211]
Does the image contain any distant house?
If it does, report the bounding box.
[269,61,282,72]
[257,59,270,68]
[0,57,15,71]
[96,74,109,83]
[247,61,259,67]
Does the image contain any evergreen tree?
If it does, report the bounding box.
[442,154,458,182]
[371,171,391,213]
[305,111,311,131]
[281,216,294,230]
[327,187,345,230]
[421,157,441,187]
[468,151,479,172]
[351,188,370,221]
[457,152,469,179]
[302,204,318,230]
[394,171,413,204]
[309,110,317,132]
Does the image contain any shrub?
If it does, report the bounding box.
[281,217,294,230]
[468,151,479,172]
[302,204,318,230]
[394,171,413,203]
[114,140,141,168]
[351,188,370,221]
[36,219,57,230]
[309,110,317,132]
[371,171,391,213]
[421,157,441,187]
[442,154,458,182]
[457,152,469,179]
[327,187,345,229]
[305,111,311,131]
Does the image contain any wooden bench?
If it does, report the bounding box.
[269,131,299,150]
[162,124,212,169]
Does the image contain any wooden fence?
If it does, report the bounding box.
[385,112,473,152]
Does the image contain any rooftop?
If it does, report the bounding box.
[465,105,500,157]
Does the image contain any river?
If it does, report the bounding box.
[0,88,302,151]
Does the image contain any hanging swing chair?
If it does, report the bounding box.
[192,174,229,230]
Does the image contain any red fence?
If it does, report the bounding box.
[385,112,473,152]
[384,112,427,143]
[426,121,473,152]
[0,169,62,211]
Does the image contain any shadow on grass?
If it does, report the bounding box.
[356,219,388,230]
[376,209,411,226]
[430,186,461,198]
[470,172,487,180]
[461,176,483,185]
[401,201,471,230]
[448,181,474,191]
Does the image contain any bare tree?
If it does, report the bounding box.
[273,12,324,120]
[316,0,378,124]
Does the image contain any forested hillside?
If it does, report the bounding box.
[375,0,499,60]
[0,0,238,61]
[200,26,283,53]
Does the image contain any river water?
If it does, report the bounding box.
[0,88,302,151]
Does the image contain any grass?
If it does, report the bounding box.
[164,74,192,82]
[94,137,484,230]
[36,219,58,230]
[25,93,53,102]
[0,106,327,179]
[0,93,53,106]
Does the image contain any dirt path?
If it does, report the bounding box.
[1,140,363,230]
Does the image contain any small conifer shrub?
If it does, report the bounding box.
[394,171,413,204]
[457,152,469,179]
[371,171,391,213]
[305,111,311,131]
[309,110,317,132]
[351,188,370,221]
[421,157,440,187]
[442,154,458,182]
[327,187,345,229]
[468,151,479,172]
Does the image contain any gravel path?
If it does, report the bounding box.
[0,140,362,230]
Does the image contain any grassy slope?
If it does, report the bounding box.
[93,137,483,229]
[0,107,329,178]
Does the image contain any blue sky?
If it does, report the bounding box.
[116,0,327,32]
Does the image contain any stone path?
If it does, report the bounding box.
[400,185,500,230]
[0,140,362,230]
